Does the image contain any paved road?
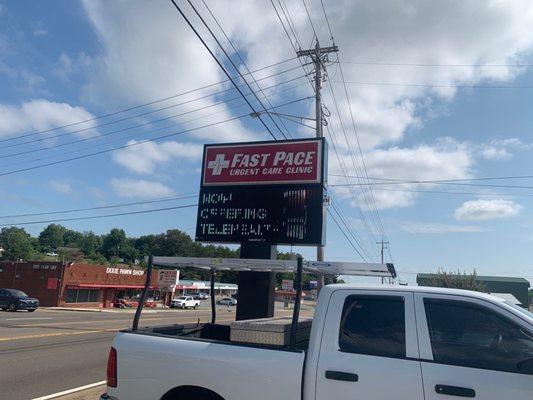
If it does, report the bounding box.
[0,304,237,400]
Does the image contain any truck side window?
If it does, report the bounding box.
[424,299,533,375]
[339,295,406,358]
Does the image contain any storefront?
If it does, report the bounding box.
[0,261,158,308]
[176,279,238,297]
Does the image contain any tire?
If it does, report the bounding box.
[7,303,17,312]
[194,304,199,309]
[28,309,36,312]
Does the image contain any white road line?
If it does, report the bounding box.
[5,317,53,321]
[32,381,106,400]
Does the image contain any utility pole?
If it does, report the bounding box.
[377,239,390,283]
[297,40,338,292]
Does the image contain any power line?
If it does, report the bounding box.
[0,204,198,227]
[301,0,318,40]
[200,0,293,139]
[0,64,307,152]
[0,193,198,219]
[342,61,533,68]
[340,80,533,90]
[170,0,282,140]
[319,0,334,42]
[271,0,316,93]
[0,75,307,161]
[329,200,373,261]
[0,96,312,177]
[327,207,368,262]
[329,173,533,183]
[356,186,533,197]
[0,57,298,144]
[0,81,311,171]
[329,180,533,190]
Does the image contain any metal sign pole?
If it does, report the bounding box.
[210,268,216,324]
[289,256,304,348]
[132,254,153,331]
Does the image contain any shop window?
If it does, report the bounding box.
[89,290,100,302]
[65,289,77,303]
[65,289,101,303]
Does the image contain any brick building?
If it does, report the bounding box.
[0,261,158,308]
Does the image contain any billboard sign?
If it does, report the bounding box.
[281,279,294,291]
[157,269,180,289]
[196,138,326,246]
[202,139,324,186]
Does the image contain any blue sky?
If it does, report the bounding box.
[1,0,533,285]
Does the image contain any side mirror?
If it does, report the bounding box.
[517,358,533,374]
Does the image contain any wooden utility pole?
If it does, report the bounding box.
[297,40,338,292]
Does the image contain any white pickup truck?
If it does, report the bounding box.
[101,285,533,400]
[170,296,200,309]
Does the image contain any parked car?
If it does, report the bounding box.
[0,288,39,312]
[190,293,208,300]
[101,285,533,400]
[217,297,237,306]
[170,296,200,309]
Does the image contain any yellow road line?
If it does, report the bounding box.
[0,317,236,342]
[0,330,109,342]
[15,316,173,327]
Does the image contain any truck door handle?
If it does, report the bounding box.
[435,384,475,398]
[325,370,358,382]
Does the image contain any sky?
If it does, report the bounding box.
[1,0,533,285]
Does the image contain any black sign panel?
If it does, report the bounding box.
[195,186,324,245]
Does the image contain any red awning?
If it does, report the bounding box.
[68,284,158,289]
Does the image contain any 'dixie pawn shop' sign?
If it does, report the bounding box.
[196,138,326,246]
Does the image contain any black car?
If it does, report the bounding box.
[0,288,39,312]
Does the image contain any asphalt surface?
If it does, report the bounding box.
[0,303,239,400]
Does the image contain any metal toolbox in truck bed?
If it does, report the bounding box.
[230,316,313,346]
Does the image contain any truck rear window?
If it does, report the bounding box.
[339,295,406,358]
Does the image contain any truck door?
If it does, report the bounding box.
[315,289,424,400]
[415,293,533,400]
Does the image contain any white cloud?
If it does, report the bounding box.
[330,140,474,209]
[112,140,203,174]
[110,178,174,199]
[78,1,533,210]
[402,223,485,234]
[81,0,253,142]
[479,138,531,160]
[0,99,98,138]
[49,180,72,195]
[454,199,522,221]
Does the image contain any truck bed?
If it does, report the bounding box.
[128,322,310,351]
[109,327,306,400]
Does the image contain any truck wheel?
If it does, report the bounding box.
[7,303,17,312]
[194,304,199,309]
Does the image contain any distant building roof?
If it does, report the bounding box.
[416,273,530,285]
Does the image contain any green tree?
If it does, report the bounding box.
[80,231,102,256]
[38,224,66,251]
[0,227,35,261]
[101,228,128,259]
[63,229,83,247]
